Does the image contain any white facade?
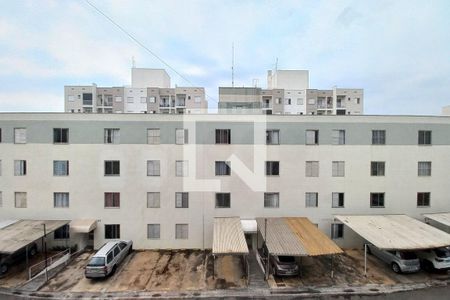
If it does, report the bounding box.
[0,113,447,251]
[124,88,148,113]
[131,68,170,88]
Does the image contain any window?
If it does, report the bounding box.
[417,192,430,207]
[149,96,156,103]
[285,98,291,105]
[305,161,319,177]
[332,193,345,208]
[82,93,93,105]
[418,130,432,145]
[418,161,431,176]
[53,160,69,176]
[147,224,160,239]
[194,96,201,103]
[216,193,231,208]
[105,224,120,239]
[215,129,231,144]
[370,193,385,207]
[332,161,345,177]
[266,130,280,145]
[140,97,147,103]
[215,161,231,176]
[305,192,318,207]
[147,192,160,208]
[176,160,188,177]
[115,96,122,102]
[54,225,70,239]
[14,160,27,176]
[147,160,160,176]
[127,97,134,103]
[68,95,75,102]
[297,98,303,105]
[176,129,189,144]
[14,128,26,144]
[265,161,279,176]
[53,128,69,144]
[332,130,345,145]
[104,192,120,208]
[331,224,344,239]
[306,130,319,145]
[15,192,27,208]
[371,162,385,176]
[372,130,386,145]
[264,193,279,208]
[54,192,69,208]
[147,129,160,145]
[175,224,188,239]
[175,192,189,208]
[104,129,120,144]
[104,160,120,176]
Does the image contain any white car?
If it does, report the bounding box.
[85,240,133,278]
[416,247,450,271]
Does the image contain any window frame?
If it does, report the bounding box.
[372,130,386,145]
[305,130,319,145]
[54,192,70,208]
[14,160,27,176]
[175,224,189,239]
[104,160,120,176]
[332,129,345,145]
[332,192,345,208]
[175,160,189,177]
[215,161,231,176]
[175,192,189,208]
[264,192,280,208]
[418,130,432,145]
[417,192,430,207]
[370,192,385,208]
[147,128,161,145]
[104,192,120,208]
[305,192,318,207]
[147,192,160,208]
[332,161,345,177]
[175,129,189,145]
[418,161,431,176]
[331,224,344,239]
[371,161,385,176]
[147,160,161,176]
[266,129,280,145]
[53,128,69,144]
[104,224,120,239]
[14,192,27,208]
[305,161,319,177]
[215,193,231,208]
[265,161,280,176]
[104,128,120,144]
[53,160,69,176]
[215,129,231,144]
[147,224,160,239]
[14,128,27,144]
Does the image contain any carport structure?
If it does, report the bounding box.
[424,212,450,232]
[256,217,343,279]
[0,219,70,274]
[335,214,450,274]
[212,217,249,280]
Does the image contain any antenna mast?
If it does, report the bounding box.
[232,43,235,87]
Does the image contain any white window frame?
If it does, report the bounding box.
[53,160,69,176]
[175,160,188,177]
[147,224,160,239]
[104,128,120,144]
[418,161,431,176]
[175,192,189,208]
[305,161,319,177]
[147,160,161,176]
[266,130,280,145]
[54,192,69,208]
[332,130,345,145]
[15,192,27,208]
[147,192,160,208]
[305,192,318,207]
[332,161,345,177]
[175,224,188,239]
[215,193,231,208]
[305,130,319,145]
[176,129,189,145]
[331,224,344,239]
[147,129,160,145]
[14,160,27,176]
[332,192,344,208]
[215,161,231,176]
[14,128,27,144]
[264,193,279,208]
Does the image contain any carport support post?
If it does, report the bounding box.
[364,243,367,276]
[212,254,215,279]
[330,255,334,278]
[25,244,29,279]
[43,224,48,282]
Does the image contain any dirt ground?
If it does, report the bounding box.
[270,249,450,288]
[0,252,57,288]
[40,250,246,292]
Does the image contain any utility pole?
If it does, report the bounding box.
[43,224,48,282]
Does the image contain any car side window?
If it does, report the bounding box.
[113,246,120,256]
[119,242,126,250]
[107,252,113,263]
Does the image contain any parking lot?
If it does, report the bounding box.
[39,250,246,292]
[269,249,450,288]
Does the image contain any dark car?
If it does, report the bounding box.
[258,244,299,276]
[0,242,38,275]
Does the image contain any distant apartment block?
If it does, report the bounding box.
[219,70,363,115]
[65,68,208,114]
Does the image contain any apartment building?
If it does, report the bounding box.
[219,69,363,115]
[0,113,447,251]
[64,68,208,114]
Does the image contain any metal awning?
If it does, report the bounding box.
[241,219,257,233]
[335,214,450,250]
[213,217,249,255]
[285,217,343,256]
[70,219,97,233]
[424,212,450,228]
[0,219,70,254]
[256,218,307,256]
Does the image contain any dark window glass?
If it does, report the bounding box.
[418,130,432,145]
[370,193,385,207]
[215,193,231,208]
[215,129,231,144]
[215,161,231,175]
[105,161,120,176]
[82,93,93,105]
[105,224,120,239]
[265,161,280,176]
[53,128,69,143]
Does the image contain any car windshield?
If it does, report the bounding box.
[87,257,105,266]
[434,248,450,258]
[278,256,295,263]
[399,252,417,260]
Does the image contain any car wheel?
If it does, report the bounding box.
[0,264,8,274]
[391,262,401,273]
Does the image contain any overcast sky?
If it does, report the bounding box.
[0,0,449,114]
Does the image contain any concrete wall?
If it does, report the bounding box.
[131,68,170,88]
[124,88,147,113]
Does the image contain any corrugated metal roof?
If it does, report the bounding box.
[256,218,307,256]
[0,219,70,254]
[212,217,249,255]
[286,217,343,256]
[424,212,450,228]
[335,215,450,250]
